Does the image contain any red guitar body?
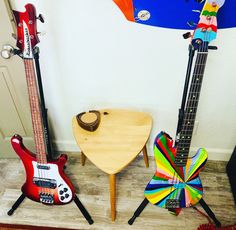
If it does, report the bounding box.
[11,134,75,205]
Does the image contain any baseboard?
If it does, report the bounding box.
[53,140,232,161]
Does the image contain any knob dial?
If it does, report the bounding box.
[1,45,14,59]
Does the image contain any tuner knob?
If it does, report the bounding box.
[37,14,45,23]
[37,31,46,36]
[183,32,192,39]
[187,21,197,28]
[1,45,14,59]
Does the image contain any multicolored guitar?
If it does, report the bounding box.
[11,4,75,205]
[144,0,224,209]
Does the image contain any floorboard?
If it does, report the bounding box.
[0,153,235,230]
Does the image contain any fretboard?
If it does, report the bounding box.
[175,45,208,166]
[24,59,47,164]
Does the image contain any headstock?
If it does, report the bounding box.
[191,0,225,50]
[12,4,43,59]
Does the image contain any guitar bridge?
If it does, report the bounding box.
[166,199,180,209]
[39,192,54,204]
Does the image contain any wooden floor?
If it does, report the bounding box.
[0,153,235,230]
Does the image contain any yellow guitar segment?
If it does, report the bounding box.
[185,158,192,179]
[202,2,220,14]
[187,185,203,205]
[157,159,183,182]
[156,150,184,182]
[146,187,176,204]
[186,149,208,181]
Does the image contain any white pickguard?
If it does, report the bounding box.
[32,161,72,203]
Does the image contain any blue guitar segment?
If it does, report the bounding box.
[194,29,217,43]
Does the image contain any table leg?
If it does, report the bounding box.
[109,174,116,221]
[142,145,149,168]
[81,152,86,166]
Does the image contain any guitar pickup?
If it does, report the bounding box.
[37,164,50,170]
[33,177,57,189]
[166,199,180,209]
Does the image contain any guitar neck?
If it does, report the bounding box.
[24,59,47,164]
[175,44,208,166]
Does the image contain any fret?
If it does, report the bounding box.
[195,63,205,66]
[189,91,200,94]
[181,125,194,129]
[192,74,204,78]
[183,113,197,118]
[185,108,197,113]
[176,151,189,156]
[180,131,193,136]
[177,144,192,148]
[186,99,199,103]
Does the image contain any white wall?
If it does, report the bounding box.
[11,0,236,160]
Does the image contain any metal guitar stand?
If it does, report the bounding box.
[7,47,94,225]
[128,44,221,227]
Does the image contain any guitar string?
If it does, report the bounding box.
[167,51,205,206]
[31,58,51,198]
[167,6,216,208]
[27,59,51,198]
[168,53,207,204]
[24,59,43,196]
[29,59,47,197]
[171,46,206,207]
[31,58,53,200]
[175,9,215,206]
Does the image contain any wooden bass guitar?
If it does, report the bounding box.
[144,0,224,209]
[11,4,75,205]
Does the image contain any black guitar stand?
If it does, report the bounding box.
[128,197,221,227]
[8,193,94,225]
[128,43,221,227]
[7,47,94,225]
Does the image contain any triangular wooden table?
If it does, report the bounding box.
[72,109,152,221]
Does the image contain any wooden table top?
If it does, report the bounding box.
[72,109,152,174]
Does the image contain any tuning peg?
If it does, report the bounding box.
[195,0,205,3]
[37,14,45,23]
[183,32,192,39]
[192,9,201,13]
[1,44,14,59]
[187,21,197,28]
[208,46,218,50]
[37,31,46,36]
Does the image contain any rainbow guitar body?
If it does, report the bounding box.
[11,135,75,205]
[144,132,207,208]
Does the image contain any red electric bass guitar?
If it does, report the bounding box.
[11,4,75,205]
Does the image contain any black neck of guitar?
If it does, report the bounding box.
[175,42,209,166]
